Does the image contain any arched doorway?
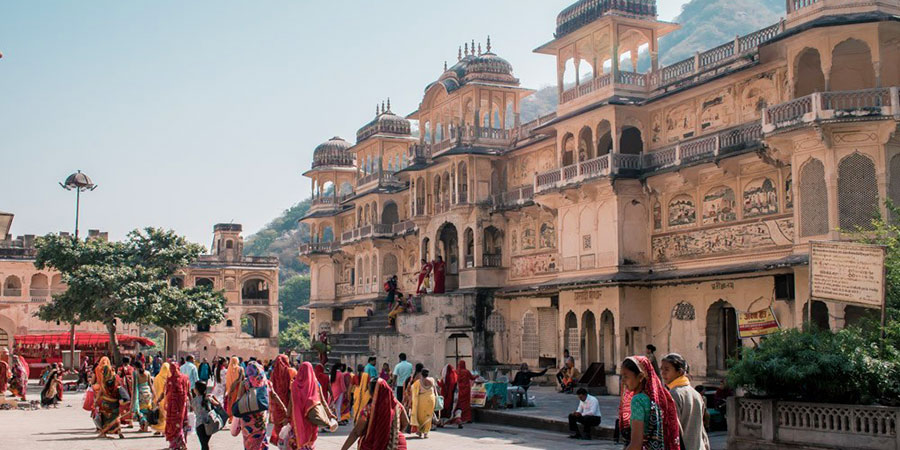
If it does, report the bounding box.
[463,228,474,268]
[803,300,830,331]
[794,48,825,96]
[241,278,270,304]
[706,300,738,376]
[830,39,875,91]
[620,127,643,155]
[562,134,576,166]
[446,333,473,369]
[421,237,430,262]
[596,120,612,156]
[382,253,399,280]
[600,310,615,373]
[580,311,598,372]
[242,312,272,338]
[578,126,594,162]
[437,223,459,275]
[483,226,503,267]
[381,202,399,225]
[163,327,179,358]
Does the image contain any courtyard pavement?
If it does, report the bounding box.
[2,385,726,449]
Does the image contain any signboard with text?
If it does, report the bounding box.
[738,308,780,338]
[810,241,885,308]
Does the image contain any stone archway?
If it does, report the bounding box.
[437,222,459,275]
[580,311,598,372]
[706,300,738,376]
[794,48,825,96]
[163,327,179,358]
[600,310,615,373]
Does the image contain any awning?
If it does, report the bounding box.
[14,332,154,348]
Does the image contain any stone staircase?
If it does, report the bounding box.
[327,301,397,368]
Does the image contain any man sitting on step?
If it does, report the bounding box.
[568,388,601,440]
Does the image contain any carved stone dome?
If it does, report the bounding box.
[357,102,411,143]
[464,51,516,83]
[312,136,354,168]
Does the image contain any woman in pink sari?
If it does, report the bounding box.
[330,363,346,423]
[431,256,446,294]
[415,259,432,294]
[290,362,323,450]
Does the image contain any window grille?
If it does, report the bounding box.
[799,159,829,236]
[522,311,539,359]
[838,153,878,230]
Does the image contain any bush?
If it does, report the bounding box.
[727,323,900,405]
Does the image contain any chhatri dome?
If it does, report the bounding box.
[312,136,354,168]
[356,99,411,143]
[428,37,519,93]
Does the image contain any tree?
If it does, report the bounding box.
[279,275,311,331]
[34,228,227,363]
[279,321,310,353]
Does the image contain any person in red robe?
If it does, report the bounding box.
[269,355,295,446]
[456,360,477,424]
[314,363,333,405]
[0,349,9,394]
[118,359,135,427]
[415,259,432,294]
[439,363,459,426]
[431,256,446,294]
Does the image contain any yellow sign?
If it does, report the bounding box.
[738,308,780,338]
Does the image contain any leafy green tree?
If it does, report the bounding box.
[34,228,227,363]
[279,321,310,353]
[279,275,310,330]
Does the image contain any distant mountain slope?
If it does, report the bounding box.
[519,0,786,122]
[244,198,311,280]
[660,0,784,65]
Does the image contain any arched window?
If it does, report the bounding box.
[564,312,579,361]
[241,278,270,303]
[578,126,594,162]
[464,228,474,268]
[830,39,875,91]
[799,159,829,237]
[620,126,643,155]
[457,161,468,203]
[838,153,878,230]
[3,275,22,297]
[794,48,825,97]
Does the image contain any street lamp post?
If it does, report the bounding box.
[59,170,97,369]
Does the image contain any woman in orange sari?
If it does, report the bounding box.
[269,354,295,446]
[224,356,244,423]
[342,379,409,450]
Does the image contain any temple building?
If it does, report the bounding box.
[0,219,280,361]
[301,0,900,389]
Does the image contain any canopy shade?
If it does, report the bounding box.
[14,332,154,348]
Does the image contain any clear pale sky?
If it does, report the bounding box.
[0,1,690,246]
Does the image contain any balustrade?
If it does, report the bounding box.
[764,87,900,133]
[2,289,21,297]
[765,95,813,126]
[822,88,891,111]
[482,254,502,267]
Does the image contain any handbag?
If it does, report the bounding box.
[231,386,269,418]
[307,402,331,428]
[82,388,95,411]
[434,394,444,412]
[145,408,160,425]
[204,407,224,435]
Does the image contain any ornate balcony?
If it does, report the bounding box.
[299,241,341,256]
[340,220,416,244]
[763,87,900,133]
[493,185,535,209]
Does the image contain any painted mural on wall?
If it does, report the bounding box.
[702,186,737,225]
[653,201,662,230]
[699,88,734,132]
[539,222,556,249]
[511,252,558,278]
[666,103,696,143]
[652,217,794,262]
[785,175,793,210]
[743,177,778,217]
[668,195,697,228]
[511,230,518,252]
[521,227,536,250]
[651,113,663,145]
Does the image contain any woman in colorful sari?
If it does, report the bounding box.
[225,356,245,423]
[9,353,29,401]
[402,363,424,413]
[329,362,346,424]
[409,368,437,438]
[0,351,8,395]
[164,363,190,450]
[352,371,371,423]
[619,356,681,450]
[341,378,409,450]
[151,362,171,435]
[341,366,353,423]
[95,364,129,439]
[288,361,332,450]
[269,354,295,446]
[132,360,155,432]
[456,360,477,424]
[118,360,135,428]
[438,363,460,426]
[415,259,432,294]
[40,368,63,408]
[314,364,332,407]
[238,361,269,450]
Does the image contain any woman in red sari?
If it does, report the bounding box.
[0,350,9,394]
[415,259,432,294]
[270,355,295,446]
[164,363,190,450]
[341,378,409,450]
[456,360,477,424]
[431,256,446,294]
[619,355,681,450]
[438,363,459,426]
[289,362,325,450]
[314,364,332,406]
[341,366,353,423]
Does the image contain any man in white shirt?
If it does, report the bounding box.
[391,352,414,402]
[568,387,601,440]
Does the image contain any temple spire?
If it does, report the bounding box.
[478,43,482,55]
[486,35,492,53]
[471,39,476,55]
[464,42,468,56]
[444,61,448,71]
[386,98,391,112]
[458,46,462,61]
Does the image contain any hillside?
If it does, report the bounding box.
[244,198,311,280]
[519,0,785,123]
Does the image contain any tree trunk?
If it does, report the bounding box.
[106,320,121,365]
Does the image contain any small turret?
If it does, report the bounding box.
[212,223,243,261]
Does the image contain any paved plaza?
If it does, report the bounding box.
[3,385,727,449]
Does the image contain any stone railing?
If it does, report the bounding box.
[341,221,414,244]
[300,242,340,256]
[391,220,415,235]
[29,288,50,298]
[559,22,784,105]
[787,0,820,12]
[728,397,900,450]
[336,283,354,297]
[311,196,335,206]
[536,154,613,193]
[514,112,557,141]
[493,184,535,208]
[242,297,268,306]
[2,288,22,297]
[643,122,763,170]
[483,253,502,267]
[763,87,900,133]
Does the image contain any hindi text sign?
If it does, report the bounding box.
[810,241,885,308]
